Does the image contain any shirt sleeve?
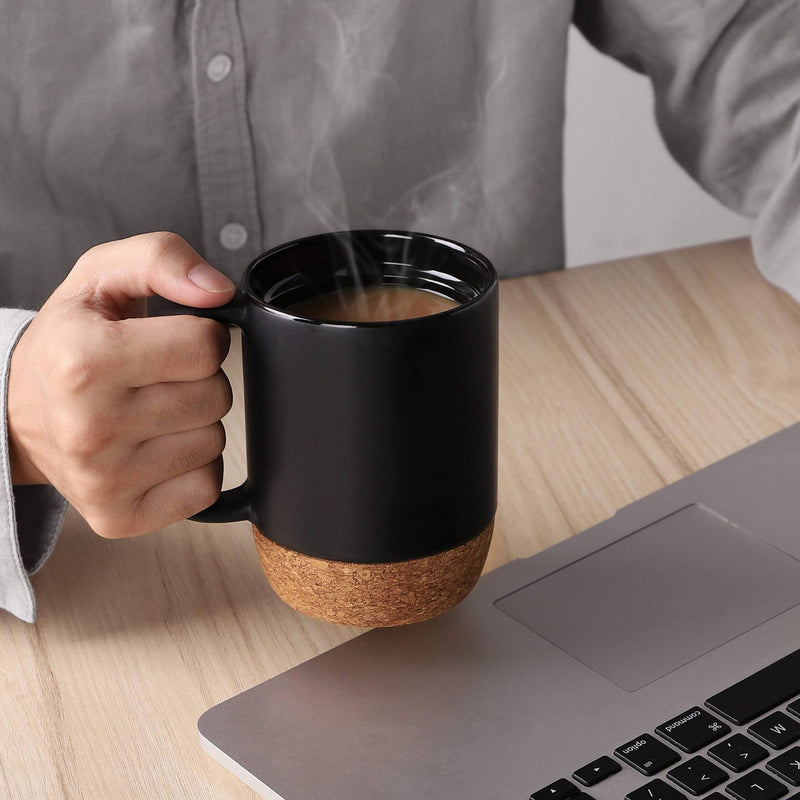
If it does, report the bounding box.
[0,309,67,623]
[573,0,800,301]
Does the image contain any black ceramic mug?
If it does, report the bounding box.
[190,230,498,626]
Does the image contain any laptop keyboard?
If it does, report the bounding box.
[530,648,800,800]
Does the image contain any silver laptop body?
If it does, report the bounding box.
[199,423,800,800]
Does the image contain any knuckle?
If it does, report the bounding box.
[57,411,112,457]
[211,421,227,456]
[79,242,105,262]
[145,230,185,262]
[71,466,125,512]
[176,374,231,425]
[211,373,233,419]
[176,316,228,378]
[84,509,124,539]
[212,321,232,363]
[96,495,157,538]
[196,319,230,375]
[184,465,222,517]
[116,516,146,538]
[73,242,112,275]
[196,425,226,466]
[57,420,91,458]
[171,451,198,476]
[172,427,223,475]
[55,348,101,395]
[174,388,207,422]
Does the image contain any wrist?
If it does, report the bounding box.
[8,431,48,485]
[7,335,49,486]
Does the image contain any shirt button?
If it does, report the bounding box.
[206,53,233,82]
[219,222,248,251]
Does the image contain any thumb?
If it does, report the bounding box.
[69,231,236,317]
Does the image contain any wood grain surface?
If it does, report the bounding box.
[3,238,800,798]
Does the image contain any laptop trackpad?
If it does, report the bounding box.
[495,503,800,691]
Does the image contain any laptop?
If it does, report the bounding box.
[199,422,800,800]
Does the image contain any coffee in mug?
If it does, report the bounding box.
[288,285,460,323]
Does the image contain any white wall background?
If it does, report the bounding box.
[563,28,751,268]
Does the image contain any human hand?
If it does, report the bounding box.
[7,231,236,537]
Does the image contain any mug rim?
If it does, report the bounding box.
[240,229,498,328]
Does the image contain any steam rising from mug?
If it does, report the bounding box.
[267,3,502,262]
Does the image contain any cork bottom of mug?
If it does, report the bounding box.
[252,519,494,627]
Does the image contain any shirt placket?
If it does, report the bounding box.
[190,0,262,280]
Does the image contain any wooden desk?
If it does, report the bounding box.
[3,238,800,798]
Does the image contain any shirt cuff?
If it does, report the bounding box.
[0,309,67,622]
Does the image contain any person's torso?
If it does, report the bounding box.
[0,0,572,308]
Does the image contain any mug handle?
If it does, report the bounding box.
[165,293,252,524]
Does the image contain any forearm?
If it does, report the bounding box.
[574,0,800,299]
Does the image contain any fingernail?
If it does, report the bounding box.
[188,263,235,293]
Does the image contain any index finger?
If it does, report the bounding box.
[67,231,235,319]
[113,314,231,387]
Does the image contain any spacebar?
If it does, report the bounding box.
[705,648,800,725]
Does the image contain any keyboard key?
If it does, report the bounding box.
[766,747,800,786]
[705,794,728,800]
[656,707,731,753]
[788,702,800,720]
[530,778,580,800]
[726,768,788,800]
[626,778,687,800]
[709,734,769,772]
[615,734,681,776]
[706,649,800,725]
[667,755,727,795]
[573,756,621,787]
[749,713,800,750]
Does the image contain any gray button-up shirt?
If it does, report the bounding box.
[2,0,799,621]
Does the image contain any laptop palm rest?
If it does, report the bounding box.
[494,503,800,691]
